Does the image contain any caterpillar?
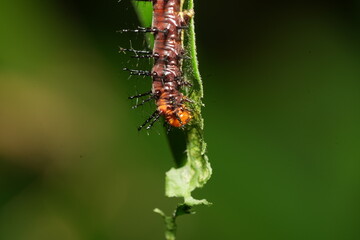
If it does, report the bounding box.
[120,0,194,131]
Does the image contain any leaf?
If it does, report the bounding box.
[131,0,212,206]
[134,0,212,240]
[130,1,212,239]
[167,0,212,206]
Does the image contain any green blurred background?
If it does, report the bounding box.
[0,0,359,239]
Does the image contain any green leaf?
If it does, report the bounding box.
[130,0,212,238]
[166,0,212,206]
[132,0,211,205]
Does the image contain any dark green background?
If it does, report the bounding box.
[0,0,359,239]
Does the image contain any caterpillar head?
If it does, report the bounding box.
[165,106,192,127]
[157,95,192,128]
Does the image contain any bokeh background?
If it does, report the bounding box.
[1,0,359,239]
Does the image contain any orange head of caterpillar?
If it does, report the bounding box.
[158,103,192,128]
[165,106,192,127]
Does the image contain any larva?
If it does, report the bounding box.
[121,0,193,131]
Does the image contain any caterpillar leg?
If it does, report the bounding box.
[177,26,189,30]
[177,54,191,60]
[175,76,192,87]
[180,9,194,26]
[182,97,194,104]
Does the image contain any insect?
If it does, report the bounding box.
[120,0,194,131]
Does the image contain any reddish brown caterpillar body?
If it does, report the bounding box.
[121,0,193,131]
